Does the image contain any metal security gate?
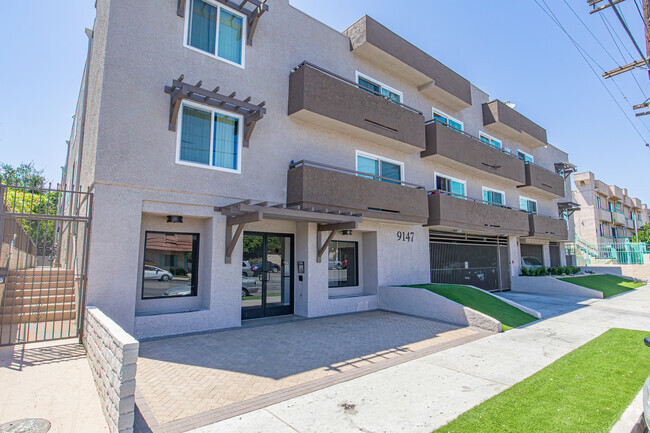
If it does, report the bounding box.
[0,184,92,346]
[429,231,510,292]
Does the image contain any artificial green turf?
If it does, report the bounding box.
[559,274,645,298]
[407,284,537,331]
[432,328,650,433]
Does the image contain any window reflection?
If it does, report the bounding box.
[142,232,199,299]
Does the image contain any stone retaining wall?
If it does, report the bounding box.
[83,306,139,433]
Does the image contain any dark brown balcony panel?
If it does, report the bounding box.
[286,162,429,224]
[343,16,472,112]
[482,100,548,149]
[528,214,568,240]
[421,121,526,185]
[426,192,530,236]
[288,63,426,154]
[517,163,565,199]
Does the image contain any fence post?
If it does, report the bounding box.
[0,184,5,273]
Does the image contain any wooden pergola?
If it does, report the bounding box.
[215,201,362,264]
[554,162,578,179]
[164,75,266,147]
[558,201,581,217]
[176,0,268,46]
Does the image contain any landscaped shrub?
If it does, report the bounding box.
[520,265,580,277]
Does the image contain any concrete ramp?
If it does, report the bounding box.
[512,276,604,299]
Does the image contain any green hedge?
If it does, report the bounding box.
[520,266,580,277]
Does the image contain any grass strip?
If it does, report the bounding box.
[407,284,537,331]
[559,274,645,298]
[433,328,650,433]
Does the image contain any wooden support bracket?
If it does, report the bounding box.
[317,230,338,263]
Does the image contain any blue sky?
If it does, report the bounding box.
[1,0,648,200]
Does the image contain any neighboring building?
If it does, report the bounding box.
[572,172,647,244]
[63,0,574,338]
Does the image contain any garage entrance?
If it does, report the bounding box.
[429,231,510,292]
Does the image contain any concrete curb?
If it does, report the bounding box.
[512,276,604,299]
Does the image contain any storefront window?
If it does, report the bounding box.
[328,241,358,288]
[142,232,199,299]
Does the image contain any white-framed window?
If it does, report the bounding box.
[517,149,534,163]
[519,196,538,214]
[482,187,506,206]
[176,100,243,173]
[479,132,502,149]
[503,146,513,154]
[432,108,463,132]
[355,150,404,184]
[355,72,403,103]
[434,172,466,197]
[184,0,246,68]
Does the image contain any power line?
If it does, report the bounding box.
[533,0,649,143]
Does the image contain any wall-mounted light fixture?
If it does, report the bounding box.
[167,215,183,223]
[341,230,353,235]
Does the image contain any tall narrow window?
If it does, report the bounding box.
[517,150,534,163]
[356,152,403,184]
[519,197,538,214]
[142,232,200,299]
[178,102,242,172]
[482,188,505,206]
[479,132,502,149]
[186,0,245,66]
[356,73,402,103]
[597,196,602,209]
[436,174,465,197]
[328,241,358,288]
[432,109,463,131]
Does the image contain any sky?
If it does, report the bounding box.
[0,0,649,200]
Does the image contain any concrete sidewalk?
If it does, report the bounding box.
[191,286,650,433]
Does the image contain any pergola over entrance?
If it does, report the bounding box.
[215,201,362,263]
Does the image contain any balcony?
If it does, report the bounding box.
[421,121,526,184]
[609,185,624,201]
[482,100,548,149]
[343,16,472,112]
[632,198,643,209]
[597,208,612,223]
[286,161,429,224]
[426,191,530,236]
[528,214,568,241]
[517,163,565,199]
[612,212,626,226]
[288,62,426,154]
[626,218,637,230]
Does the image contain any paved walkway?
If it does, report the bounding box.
[0,338,108,432]
[190,286,650,433]
[134,311,489,432]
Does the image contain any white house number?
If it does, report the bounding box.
[397,231,414,242]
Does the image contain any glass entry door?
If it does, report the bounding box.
[242,232,293,320]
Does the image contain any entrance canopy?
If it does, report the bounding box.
[215,201,362,263]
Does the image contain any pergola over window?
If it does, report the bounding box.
[165,75,266,147]
[176,0,268,46]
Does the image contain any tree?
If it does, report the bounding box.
[631,224,650,243]
[0,162,47,187]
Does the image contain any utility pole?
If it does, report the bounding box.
[644,0,650,81]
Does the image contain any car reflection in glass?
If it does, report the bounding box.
[162,276,259,297]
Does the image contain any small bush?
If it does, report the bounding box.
[520,265,580,277]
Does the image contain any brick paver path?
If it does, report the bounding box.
[136,311,484,428]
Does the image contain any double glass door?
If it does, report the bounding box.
[242,232,293,320]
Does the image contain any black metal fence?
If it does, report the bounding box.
[0,184,92,345]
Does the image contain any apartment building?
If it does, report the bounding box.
[63,0,574,338]
[572,172,648,244]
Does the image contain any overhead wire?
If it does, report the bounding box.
[532,0,649,143]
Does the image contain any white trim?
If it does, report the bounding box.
[175,99,243,174]
[183,0,247,69]
[517,149,534,162]
[355,71,403,103]
[432,108,464,130]
[478,131,502,147]
[482,186,506,206]
[355,150,405,180]
[434,172,466,194]
[519,195,538,213]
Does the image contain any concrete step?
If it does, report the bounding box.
[7,268,73,277]
[4,286,75,298]
[1,310,75,324]
[5,281,76,290]
[2,303,75,315]
[5,274,75,284]
[2,294,75,305]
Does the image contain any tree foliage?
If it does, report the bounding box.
[0,161,47,187]
[631,224,650,243]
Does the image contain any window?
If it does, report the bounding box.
[186,0,245,67]
[356,72,402,103]
[608,202,613,212]
[482,187,505,206]
[177,101,242,172]
[596,196,602,209]
[611,227,617,238]
[615,202,621,213]
[142,232,199,299]
[479,132,502,149]
[328,241,358,288]
[435,173,466,197]
[432,108,463,131]
[356,151,403,184]
[503,146,513,154]
[519,196,538,214]
[517,150,534,163]
[599,224,604,237]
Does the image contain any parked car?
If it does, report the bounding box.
[162,284,192,297]
[144,265,173,281]
[521,256,544,269]
[242,260,254,277]
[242,276,259,298]
[328,260,342,270]
[251,261,281,275]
